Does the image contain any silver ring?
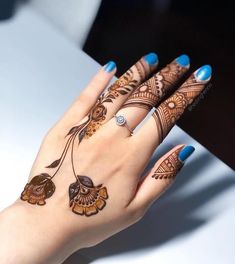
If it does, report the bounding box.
[114,115,133,136]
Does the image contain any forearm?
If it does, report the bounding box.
[0,202,76,264]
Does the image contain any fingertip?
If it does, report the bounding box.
[175,54,190,68]
[144,52,159,65]
[103,61,117,73]
[178,145,195,162]
[194,64,212,81]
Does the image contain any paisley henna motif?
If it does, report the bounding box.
[122,61,188,110]
[153,74,208,143]
[69,176,108,216]
[152,147,183,180]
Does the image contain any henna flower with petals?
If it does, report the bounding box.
[21,173,55,205]
[91,104,107,121]
[69,175,108,216]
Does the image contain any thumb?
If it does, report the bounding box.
[129,144,195,212]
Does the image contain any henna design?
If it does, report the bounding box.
[20,134,74,205]
[69,176,108,216]
[152,147,183,180]
[153,74,207,143]
[122,61,188,110]
[21,59,149,215]
[21,174,55,205]
[68,59,149,140]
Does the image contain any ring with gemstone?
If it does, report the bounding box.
[114,115,133,135]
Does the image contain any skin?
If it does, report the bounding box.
[0,55,211,264]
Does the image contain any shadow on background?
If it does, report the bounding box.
[65,152,235,263]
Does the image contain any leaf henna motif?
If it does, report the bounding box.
[69,175,108,216]
[21,174,55,205]
[46,159,61,168]
[152,147,183,180]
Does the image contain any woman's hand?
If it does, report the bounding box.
[0,53,212,264]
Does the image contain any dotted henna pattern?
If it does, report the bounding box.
[152,147,183,180]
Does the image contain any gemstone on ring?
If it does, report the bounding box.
[115,115,126,126]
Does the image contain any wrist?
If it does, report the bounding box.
[0,201,79,263]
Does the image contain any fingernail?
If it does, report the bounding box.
[178,145,195,162]
[195,65,212,81]
[175,54,190,67]
[104,61,116,72]
[144,52,158,65]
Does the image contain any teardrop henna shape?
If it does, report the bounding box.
[21,174,55,205]
[69,175,108,216]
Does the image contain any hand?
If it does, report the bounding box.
[0,53,212,263]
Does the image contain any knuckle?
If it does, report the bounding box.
[127,206,146,223]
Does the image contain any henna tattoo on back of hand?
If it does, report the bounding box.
[20,59,150,216]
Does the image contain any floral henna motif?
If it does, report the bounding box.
[153,74,208,143]
[67,59,149,140]
[69,176,108,216]
[82,71,136,138]
[122,61,188,110]
[21,174,55,205]
[152,147,183,180]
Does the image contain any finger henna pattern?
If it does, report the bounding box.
[152,147,183,180]
[153,74,209,143]
[122,61,188,110]
[20,59,149,215]
[71,58,150,139]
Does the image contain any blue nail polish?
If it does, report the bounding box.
[144,52,158,65]
[175,54,190,67]
[178,145,195,162]
[195,65,212,81]
[104,61,116,72]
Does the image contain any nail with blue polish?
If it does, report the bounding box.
[195,65,212,81]
[178,145,195,162]
[144,52,158,65]
[104,61,116,72]
[175,54,190,67]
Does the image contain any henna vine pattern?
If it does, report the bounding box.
[152,147,183,180]
[122,61,188,110]
[20,59,149,216]
[153,74,207,143]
